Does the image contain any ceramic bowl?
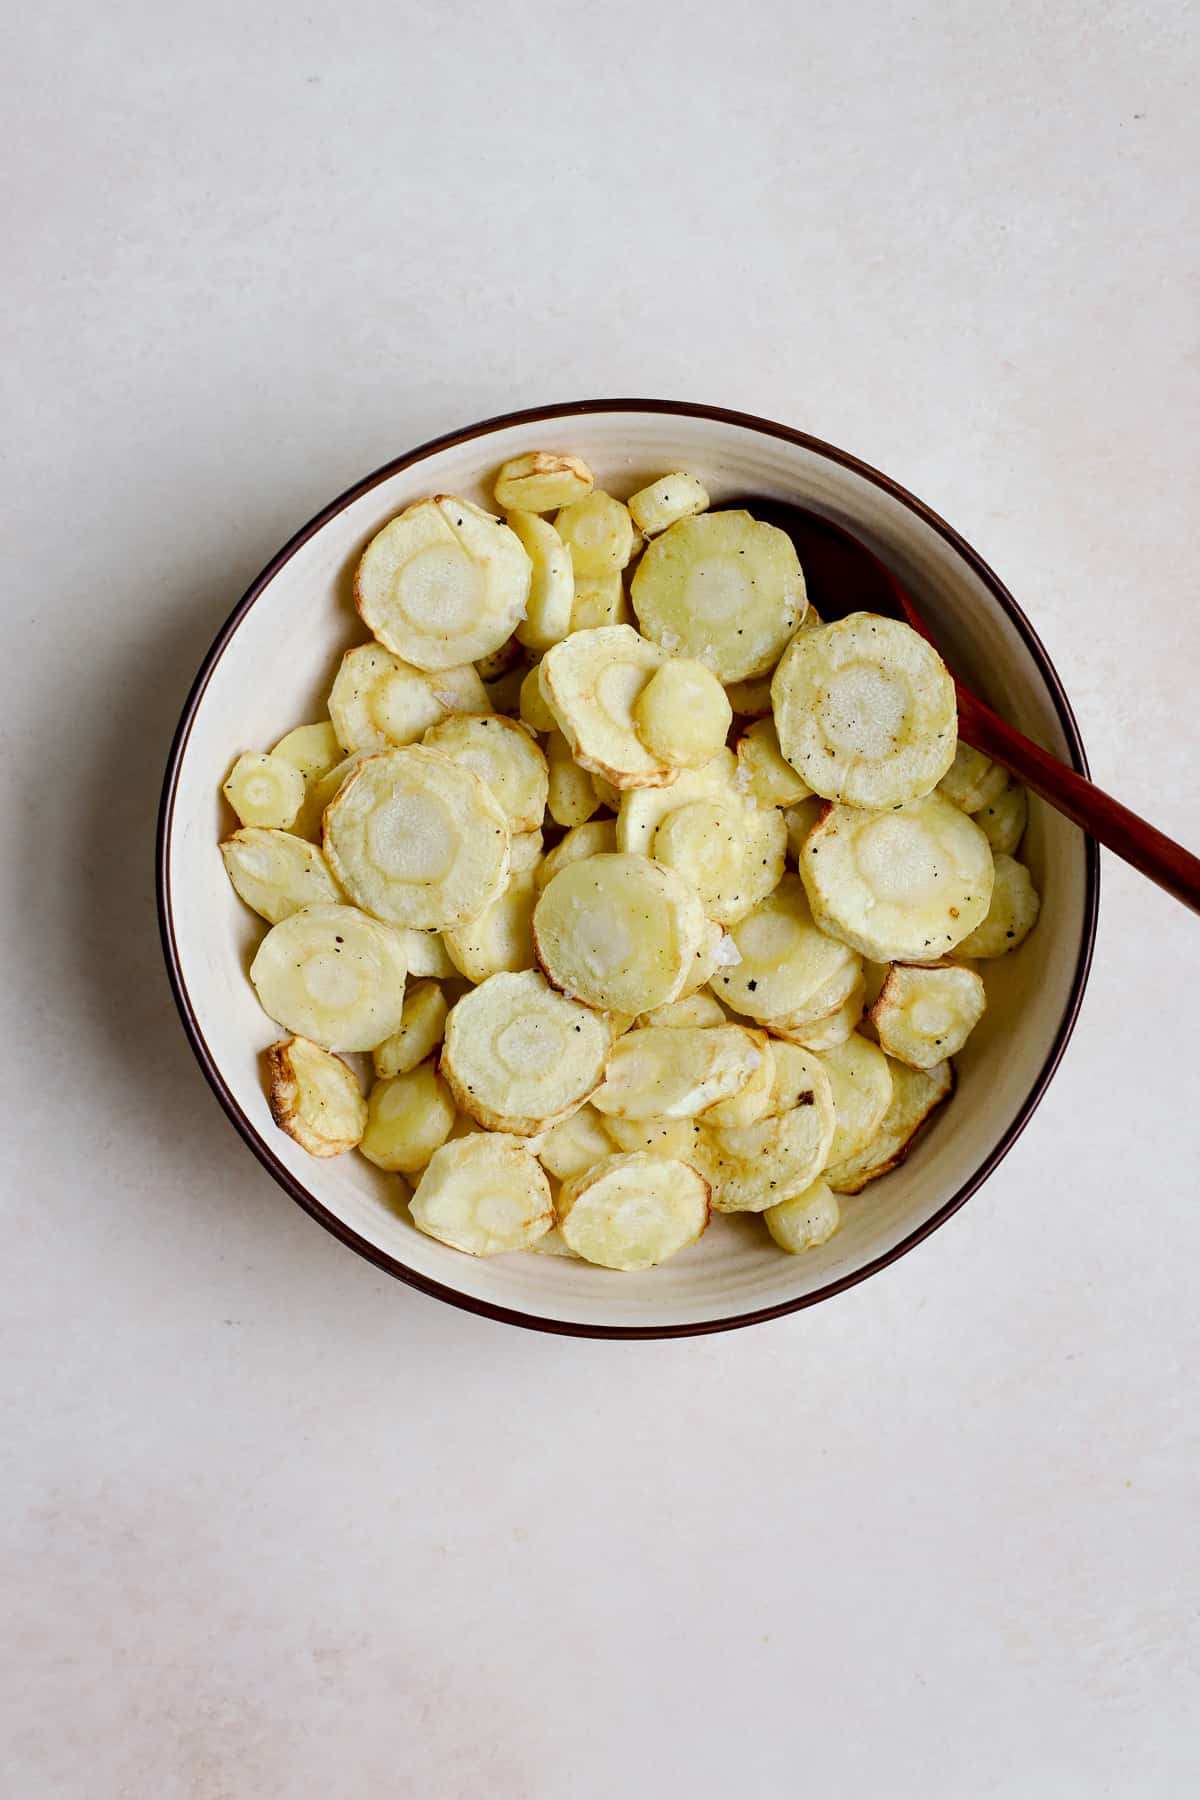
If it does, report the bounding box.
[158,400,1098,1337]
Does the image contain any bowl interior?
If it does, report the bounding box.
[161,405,1094,1333]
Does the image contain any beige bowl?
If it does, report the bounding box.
[158,401,1098,1337]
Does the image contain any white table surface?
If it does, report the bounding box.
[4,2,1198,1793]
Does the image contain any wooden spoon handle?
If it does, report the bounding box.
[956,686,1200,915]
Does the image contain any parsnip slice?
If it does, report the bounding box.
[558,1153,709,1270]
[591,771,622,811]
[554,492,637,576]
[642,992,727,1029]
[293,751,370,841]
[410,1133,554,1256]
[591,1025,765,1120]
[328,644,488,753]
[632,659,732,769]
[324,746,510,930]
[974,781,1028,857]
[772,614,957,807]
[800,793,994,962]
[767,1040,834,1117]
[526,1224,581,1259]
[631,511,806,681]
[221,828,342,923]
[541,625,675,789]
[223,752,305,829]
[533,853,707,1014]
[493,451,593,514]
[678,920,730,997]
[775,978,865,1051]
[475,635,525,681]
[569,571,631,632]
[441,969,612,1134]
[870,962,986,1067]
[764,1180,840,1253]
[271,721,341,782]
[535,1104,615,1181]
[546,729,602,825]
[736,717,812,806]
[265,1035,366,1156]
[508,829,545,875]
[427,664,493,713]
[360,1060,456,1173]
[824,1057,954,1194]
[628,472,710,537]
[372,980,448,1078]
[783,795,826,862]
[615,749,739,854]
[709,873,860,1024]
[817,1032,893,1167]
[355,496,531,671]
[703,1029,776,1127]
[937,742,1008,814]
[697,1062,835,1213]
[443,862,538,982]
[519,663,557,733]
[953,855,1040,957]
[651,795,786,925]
[534,819,617,891]
[249,902,409,1050]
[764,957,864,1033]
[388,927,457,980]
[422,712,548,834]
[862,959,892,1010]
[508,511,575,651]
[601,1116,698,1157]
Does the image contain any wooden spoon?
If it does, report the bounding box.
[729,498,1200,914]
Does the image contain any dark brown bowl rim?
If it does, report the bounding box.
[156,397,1099,1339]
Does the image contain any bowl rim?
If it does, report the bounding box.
[157,397,1100,1339]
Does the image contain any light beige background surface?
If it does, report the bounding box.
[4,2,1198,1795]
